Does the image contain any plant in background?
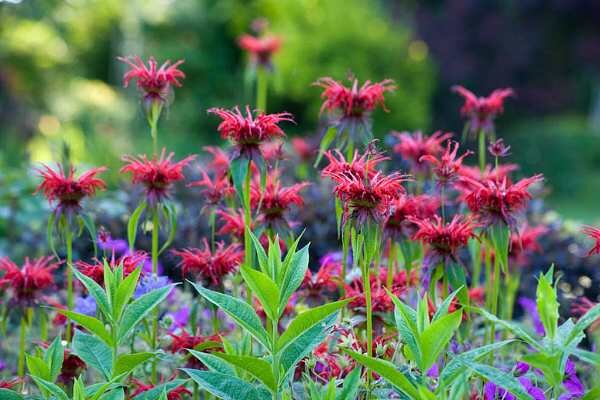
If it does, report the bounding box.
[185,232,349,400]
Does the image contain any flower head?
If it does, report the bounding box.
[208,106,294,161]
[121,149,195,205]
[0,256,59,306]
[203,146,230,177]
[410,215,476,265]
[291,137,316,162]
[238,34,282,69]
[172,239,243,286]
[130,378,191,400]
[0,378,21,390]
[463,175,544,228]
[452,85,514,136]
[118,56,185,108]
[321,148,387,180]
[488,138,511,158]
[300,260,341,305]
[384,194,440,240]
[35,164,106,217]
[510,224,548,266]
[392,131,453,174]
[188,168,234,206]
[134,275,170,298]
[169,331,222,354]
[76,252,148,286]
[58,349,86,385]
[216,208,249,239]
[419,140,473,186]
[571,297,600,333]
[582,225,600,256]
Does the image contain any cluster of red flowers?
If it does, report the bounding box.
[0,256,59,305]
[76,251,148,285]
[384,194,440,240]
[392,130,453,174]
[172,239,243,286]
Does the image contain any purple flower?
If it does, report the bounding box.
[166,306,190,332]
[518,297,545,335]
[519,377,546,400]
[559,360,585,399]
[74,296,97,316]
[97,230,128,255]
[134,275,170,298]
[426,363,439,378]
[515,361,530,376]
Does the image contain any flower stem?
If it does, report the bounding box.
[243,163,253,303]
[18,313,26,378]
[151,208,159,384]
[66,228,74,342]
[271,316,280,400]
[362,258,373,398]
[478,130,486,171]
[256,67,268,112]
[387,239,395,288]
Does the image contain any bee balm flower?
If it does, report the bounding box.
[392,131,453,174]
[452,85,514,136]
[419,140,473,186]
[582,225,600,256]
[0,256,59,306]
[238,34,282,69]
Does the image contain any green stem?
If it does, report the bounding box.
[271,316,280,400]
[66,228,74,342]
[256,67,268,112]
[362,251,373,398]
[489,253,500,345]
[478,130,486,172]
[387,240,395,288]
[151,208,159,384]
[18,313,26,378]
[211,304,219,334]
[40,310,47,342]
[243,163,253,303]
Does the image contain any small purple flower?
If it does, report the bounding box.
[426,363,439,378]
[0,359,5,371]
[515,361,530,376]
[166,306,190,332]
[519,377,546,400]
[74,295,97,316]
[559,360,585,399]
[97,230,128,255]
[518,297,545,336]
[135,275,170,298]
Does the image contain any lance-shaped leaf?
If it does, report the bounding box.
[0,389,23,400]
[214,353,277,392]
[278,243,309,310]
[31,377,69,400]
[131,380,187,400]
[44,336,64,381]
[419,310,462,372]
[456,360,533,400]
[55,309,113,346]
[536,268,558,339]
[118,284,173,343]
[73,268,111,319]
[113,267,142,321]
[474,307,542,350]
[113,352,154,377]
[240,265,280,321]
[191,282,270,349]
[388,289,421,366]
[127,201,147,251]
[73,330,113,380]
[182,369,270,400]
[568,302,600,344]
[188,350,236,375]
[159,202,177,255]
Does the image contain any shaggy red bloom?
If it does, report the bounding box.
[345,278,394,313]
[321,148,387,180]
[300,261,340,305]
[76,252,148,286]
[410,215,476,265]
[169,331,222,354]
[315,77,396,118]
[203,146,230,177]
[121,149,195,205]
[452,85,514,135]
[291,137,316,162]
[0,256,59,305]
[420,140,473,186]
[130,377,191,400]
[208,106,294,160]
[582,225,600,256]
[118,56,185,104]
[250,171,309,230]
[463,175,544,228]
[0,378,21,389]
[188,168,234,206]
[488,138,511,158]
[458,164,518,184]
[392,131,453,173]
[238,34,282,68]
[216,208,249,239]
[35,164,106,216]
[510,224,548,266]
[172,239,243,286]
[384,194,440,240]
[260,140,287,164]
[571,297,600,332]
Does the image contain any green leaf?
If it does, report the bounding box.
[158,203,177,255]
[277,299,349,353]
[73,267,111,319]
[113,352,154,377]
[44,336,64,381]
[73,330,113,380]
[522,352,562,387]
[80,213,98,256]
[573,348,600,366]
[278,243,310,311]
[0,389,23,400]
[489,223,510,272]
[188,350,236,375]
[127,201,146,251]
[55,309,113,346]
[100,388,125,400]
[131,380,187,400]
[191,282,271,349]
[474,307,542,350]
[182,369,269,400]
[214,353,277,392]
[113,267,141,321]
[419,310,462,371]
[336,367,361,400]
[313,126,337,167]
[118,284,173,343]
[26,354,50,380]
[536,268,558,339]
[432,286,462,322]
[345,350,420,399]
[230,158,250,205]
[457,360,533,400]
[582,386,600,400]
[388,290,421,365]
[46,213,57,257]
[31,377,69,400]
[569,302,600,344]
[72,376,86,400]
[240,265,280,321]
[249,231,269,275]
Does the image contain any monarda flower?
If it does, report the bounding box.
[321,148,387,180]
[203,146,230,177]
[118,56,185,112]
[188,168,234,206]
[419,140,473,186]
[392,131,453,174]
[410,215,476,269]
[216,208,250,239]
[462,175,544,229]
[35,164,106,218]
[238,34,282,69]
[130,377,191,400]
[345,277,394,314]
[250,171,309,231]
[571,297,600,333]
[121,149,195,206]
[582,225,600,256]
[0,256,59,306]
[291,137,317,163]
[488,138,511,158]
[452,85,514,136]
[76,252,148,286]
[509,224,548,267]
[300,261,341,305]
[208,106,294,161]
[0,378,22,390]
[384,194,440,240]
[172,239,243,286]
[315,77,396,146]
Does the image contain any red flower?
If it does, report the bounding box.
[410,215,476,266]
[250,171,309,231]
[172,239,243,286]
[238,34,282,68]
[76,252,148,286]
[35,164,106,217]
[462,175,543,228]
[130,377,191,400]
[582,225,600,256]
[188,168,234,206]
[510,224,548,266]
[452,85,514,135]
[321,148,387,180]
[121,149,195,205]
[58,349,86,384]
[300,261,341,305]
[291,137,316,162]
[0,378,21,389]
[458,164,518,185]
[260,140,287,164]
[384,194,440,240]
[419,140,473,186]
[0,256,59,305]
[392,131,453,174]
[118,56,185,105]
[216,208,249,239]
[488,138,511,158]
[208,106,294,161]
[315,77,396,118]
[571,297,600,332]
[169,331,221,354]
[203,146,230,177]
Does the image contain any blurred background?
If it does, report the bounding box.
[1,0,600,221]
